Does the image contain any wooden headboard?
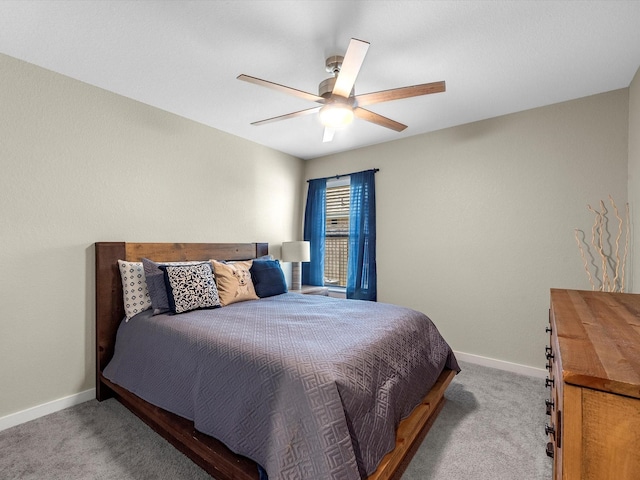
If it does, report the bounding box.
[94,242,269,401]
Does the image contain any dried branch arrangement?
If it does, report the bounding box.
[574,195,630,292]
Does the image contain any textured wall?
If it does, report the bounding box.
[305,89,629,369]
[0,53,303,418]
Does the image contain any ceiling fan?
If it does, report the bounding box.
[237,38,445,142]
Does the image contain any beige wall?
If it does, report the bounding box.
[0,53,304,418]
[305,90,629,369]
[629,66,640,293]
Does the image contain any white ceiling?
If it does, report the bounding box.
[1,1,640,160]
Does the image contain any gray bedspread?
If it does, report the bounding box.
[103,293,459,479]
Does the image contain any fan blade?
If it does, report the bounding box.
[250,106,321,126]
[332,38,370,98]
[355,81,446,107]
[323,128,335,143]
[353,107,407,132]
[238,74,325,103]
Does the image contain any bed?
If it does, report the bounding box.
[95,241,459,480]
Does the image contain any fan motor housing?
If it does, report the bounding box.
[320,55,355,98]
[318,77,336,98]
[319,77,356,101]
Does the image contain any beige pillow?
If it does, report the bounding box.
[211,260,259,306]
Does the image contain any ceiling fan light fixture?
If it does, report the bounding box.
[319,103,354,128]
[239,37,445,142]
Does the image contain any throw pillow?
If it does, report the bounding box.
[210,260,259,306]
[250,259,288,298]
[143,258,203,315]
[117,260,152,321]
[160,262,221,314]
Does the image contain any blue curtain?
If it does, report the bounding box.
[302,178,326,286]
[347,170,377,301]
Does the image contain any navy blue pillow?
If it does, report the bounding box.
[250,259,287,298]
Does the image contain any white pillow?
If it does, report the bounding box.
[117,260,152,321]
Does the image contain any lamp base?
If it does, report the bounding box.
[291,262,302,291]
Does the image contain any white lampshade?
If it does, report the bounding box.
[281,241,311,263]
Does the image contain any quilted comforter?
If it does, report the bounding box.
[103,293,459,479]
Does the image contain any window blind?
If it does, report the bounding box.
[325,184,349,287]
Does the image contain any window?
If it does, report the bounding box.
[324,178,350,287]
[304,169,376,300]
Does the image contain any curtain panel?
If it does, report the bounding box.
[347,170,377,301]
[302,178,326,286]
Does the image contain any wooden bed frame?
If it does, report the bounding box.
[95,241,456,480]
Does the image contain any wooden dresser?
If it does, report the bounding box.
[546,289,640,479]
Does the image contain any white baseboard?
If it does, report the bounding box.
[0,388,95,432]
[454,350,547,378]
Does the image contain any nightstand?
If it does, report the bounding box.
[289,285,329,296]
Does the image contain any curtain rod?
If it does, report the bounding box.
[306,168,379,183]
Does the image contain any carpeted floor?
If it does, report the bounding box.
[403,362,552,479]
[0,361,553,479]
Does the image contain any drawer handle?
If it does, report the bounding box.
[545,423,555,437]
[545,399,554,415]
[546,326,552,334]
[546,442,554,458]
[545,377,554,388]
[545,346,554,360]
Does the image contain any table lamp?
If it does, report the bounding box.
[281,241,311,291]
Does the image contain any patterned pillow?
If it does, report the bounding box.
[250,259,288,298]
[160,263,221,314]
[211,260,259,306]
[142,258,203,315]
[117,260,152,321]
